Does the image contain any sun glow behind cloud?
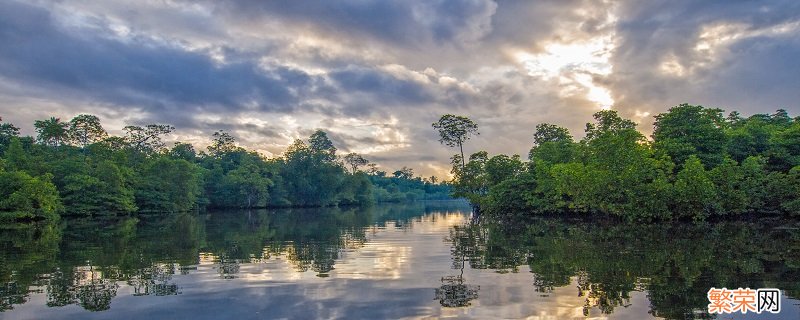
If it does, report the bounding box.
[661,20,800,78]
[513,34,616,109]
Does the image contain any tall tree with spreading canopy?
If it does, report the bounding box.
[207,130,240,157]
[343,152,369,173]
[67,114,107,149]
[432,115,479,169]
[124,124,175,154]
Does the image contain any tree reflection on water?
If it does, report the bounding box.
[0,203,797,319]
[436,220,481,307]
[0,202,445,312]
[444,216,800,318]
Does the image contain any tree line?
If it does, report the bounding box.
[433,104,800,221]
[0,115,450,221]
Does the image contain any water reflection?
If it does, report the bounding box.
[446,216,800,318]
[0,202,468,314]
[1,203,798,319]
[436,220,481,307]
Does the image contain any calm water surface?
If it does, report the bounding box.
[1,201,799,319]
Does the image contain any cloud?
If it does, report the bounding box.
[210,0,497,48]
[0,2,325,120]
[1,0,799,178]
[609,0,800,127]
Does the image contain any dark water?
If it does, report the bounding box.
[1,201,799,319]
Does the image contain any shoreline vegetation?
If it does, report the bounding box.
[0,115,450,222]
[434,104,800,221]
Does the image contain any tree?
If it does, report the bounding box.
[61,161,136,216]
[768,121,800,171]
[124,124,175,154]
[584,110,636,141]
[366,163,379,175]
[308,130,337,162]
[134,157,202,212]
[4,137,27,172]
[673,155,718,221]
[392,167,414,179]
[450,151,489,204]
[34,117,69,147]
[67,114,107,149]
[533,123,572,146]
[223,158,273,208]
[529,123,576,163]
[343,152,369,173]
[170,142,197,161]
[0,171,62,221]
[708,158,747,215]
[780,166,800,215]
[432,115,479,169]
[652,104,727,167]
[484,154,522,187]
[0,116,20,149]
[280,138,346,206]
[207,130,240,157]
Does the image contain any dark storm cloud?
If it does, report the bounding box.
[329,67,435,106]
[212,0,496,47]
[0,1,316,119]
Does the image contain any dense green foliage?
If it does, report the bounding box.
[444,104,800,221]
[0,116,450,220]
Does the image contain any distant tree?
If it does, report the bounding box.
[308,130,337,162]
[280,138,345,206]
[134,157,201,212]
[207,130,240,157]
[124,124,174,154]
[432,115,479,169]
[343,152,369,173]
[393,167,414,180]
[366,163,379,175]
[0,116,20,148]
[781,166,800,215]
[767,120,800,171]
[99,136,128,151]
[170,142,197,161]
[34,117,69,147]
[67,114,107,149]
[223,157,273,208]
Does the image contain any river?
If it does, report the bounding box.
[1,201,798,319]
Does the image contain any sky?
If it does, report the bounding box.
[1,0,799,178]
